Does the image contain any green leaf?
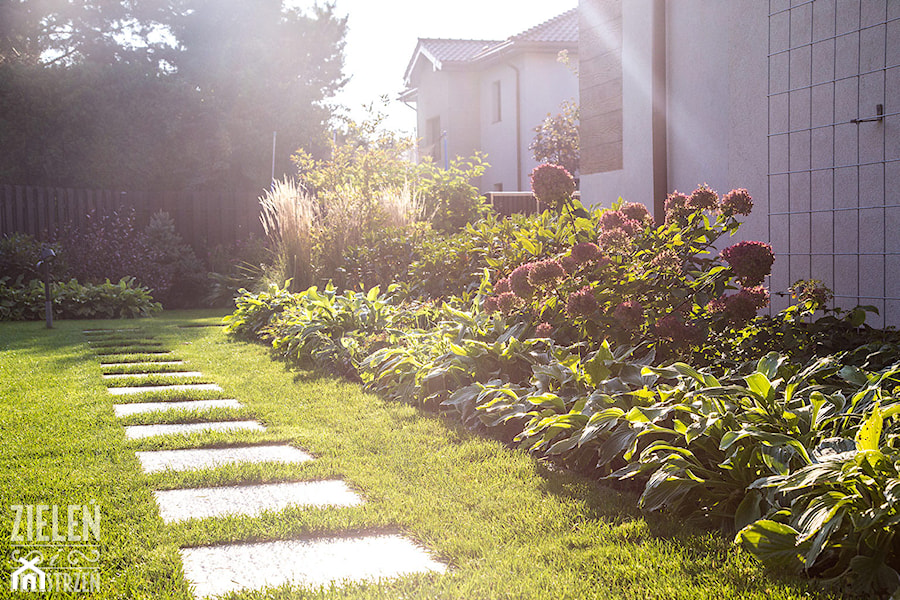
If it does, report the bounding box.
[744,372,774,402]
[856,402,883,452]
[734,490,764,531]
[735,520,805,571]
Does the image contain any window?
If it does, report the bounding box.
[491,80,502,123]
[426,116,441,161]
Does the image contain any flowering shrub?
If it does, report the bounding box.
[529,164,575,210]
[721,240,775,286]
[477,187,774,358]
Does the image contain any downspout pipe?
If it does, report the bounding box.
[509,63,523,191]
[651,0,668,222]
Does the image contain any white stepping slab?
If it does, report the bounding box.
[114,399,243,418]
[136,444,312,473]
[180,535,446,598]
[108,383,222,396]
[103,371,204,379]
[102,361,186,369]
[125,420,265,439]
[154,480,362,523]
[83,328,141,333]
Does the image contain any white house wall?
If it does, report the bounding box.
[579,0,900,325]
[665,0,769,246]
[480,63,520,190]
[518,52,580,186]
[579,0,656,211]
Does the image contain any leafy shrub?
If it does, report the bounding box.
[227,174,900,598]
[0,277,161,320]
[0,233,65,282]
[142,211,207,308]
[530,99,579,177]
[52,208,207,307]
[226,281,400,377]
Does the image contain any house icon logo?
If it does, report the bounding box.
[10,555,46,592]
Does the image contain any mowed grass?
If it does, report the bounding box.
[0,311,836,600]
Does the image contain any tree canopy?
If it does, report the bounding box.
[0,0,347,191]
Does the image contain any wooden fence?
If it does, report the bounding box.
[0,185,265,255]
[484,192,540,216]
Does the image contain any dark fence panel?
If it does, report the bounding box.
[0,185,265,255]
[484,192,539,216]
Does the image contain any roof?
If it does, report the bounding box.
[511,8,578,43]
[402,9,577,85]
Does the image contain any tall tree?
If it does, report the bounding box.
[165,0,347,189]
[0,0,347,191]
[0,0,181,67]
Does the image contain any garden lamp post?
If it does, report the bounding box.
[37,246,56,329]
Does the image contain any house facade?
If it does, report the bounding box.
[400,10,579,192]
[578,0,900,325]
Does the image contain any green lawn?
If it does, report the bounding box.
[0,311,833,599]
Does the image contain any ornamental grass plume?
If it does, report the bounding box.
[688,184,719,211]
[613,300,644,329]
[721,241,775,286]
[530,164,575,210]
[719,188,753,216]
[527,258,566,287]
[566,286,599,317]
[259,177,317,291]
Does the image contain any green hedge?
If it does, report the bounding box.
[0,277,162,320]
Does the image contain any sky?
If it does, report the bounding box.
[317,0,578,134]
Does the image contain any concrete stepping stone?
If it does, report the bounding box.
[125,420,265,439]
[114,399,243,418]
[103,371,204,379]
[154,480,362,523]
[180,534,447,598]
[101,360,185,367]
[108,383,222,396]
[95,349,172,356]
[136,444,312,473]
[83,328,141,333]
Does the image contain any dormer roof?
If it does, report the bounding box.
[402,9,577,85]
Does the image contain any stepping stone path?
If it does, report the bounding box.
[84,327,446,597]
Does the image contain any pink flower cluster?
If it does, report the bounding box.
[654,314,700,344]
[707,286,769,325]
[789,279,832,307]
[571,242,603,264]
[721,241,775,286]
[527,258,565,287]
[664,186,755,226]
[530,164,576,210]
[566,286,599,317]
[720,188,753,216]
[689,184,719,211]
[613,300,644,329]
